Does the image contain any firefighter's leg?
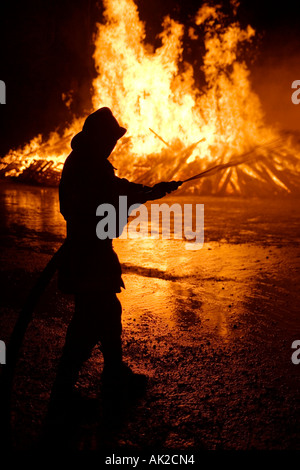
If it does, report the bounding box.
[97,292,148,391]
[97,291,123,368]
[50,293,101,405]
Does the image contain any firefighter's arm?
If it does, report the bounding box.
[143,181,181,201]
[114,176,181,203]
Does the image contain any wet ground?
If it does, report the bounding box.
[0,181,300,451]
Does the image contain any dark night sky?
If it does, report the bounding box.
[0,0,299,156]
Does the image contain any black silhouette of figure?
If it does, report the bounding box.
[50,107,179,406]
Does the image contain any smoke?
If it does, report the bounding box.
[248,22,300,133]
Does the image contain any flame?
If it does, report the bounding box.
[1,0,300,195]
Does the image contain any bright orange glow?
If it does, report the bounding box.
[1,0,300,195]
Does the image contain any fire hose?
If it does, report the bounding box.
[178,138,282,185]
[0,243,67,448]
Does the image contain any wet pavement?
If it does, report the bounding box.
[0,181,299,450]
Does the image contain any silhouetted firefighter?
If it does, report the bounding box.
[50,107,180,407]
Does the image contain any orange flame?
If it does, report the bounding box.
[1,0,300,195]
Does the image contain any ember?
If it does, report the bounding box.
[1,0,300,195]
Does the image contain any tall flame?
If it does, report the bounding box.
[1,0,300,195]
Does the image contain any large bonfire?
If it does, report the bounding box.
[1,0,299,196]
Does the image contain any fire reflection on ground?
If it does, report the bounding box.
[0,182,299,449]
[1,182,299,335]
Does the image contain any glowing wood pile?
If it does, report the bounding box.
[1,0,300,196]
